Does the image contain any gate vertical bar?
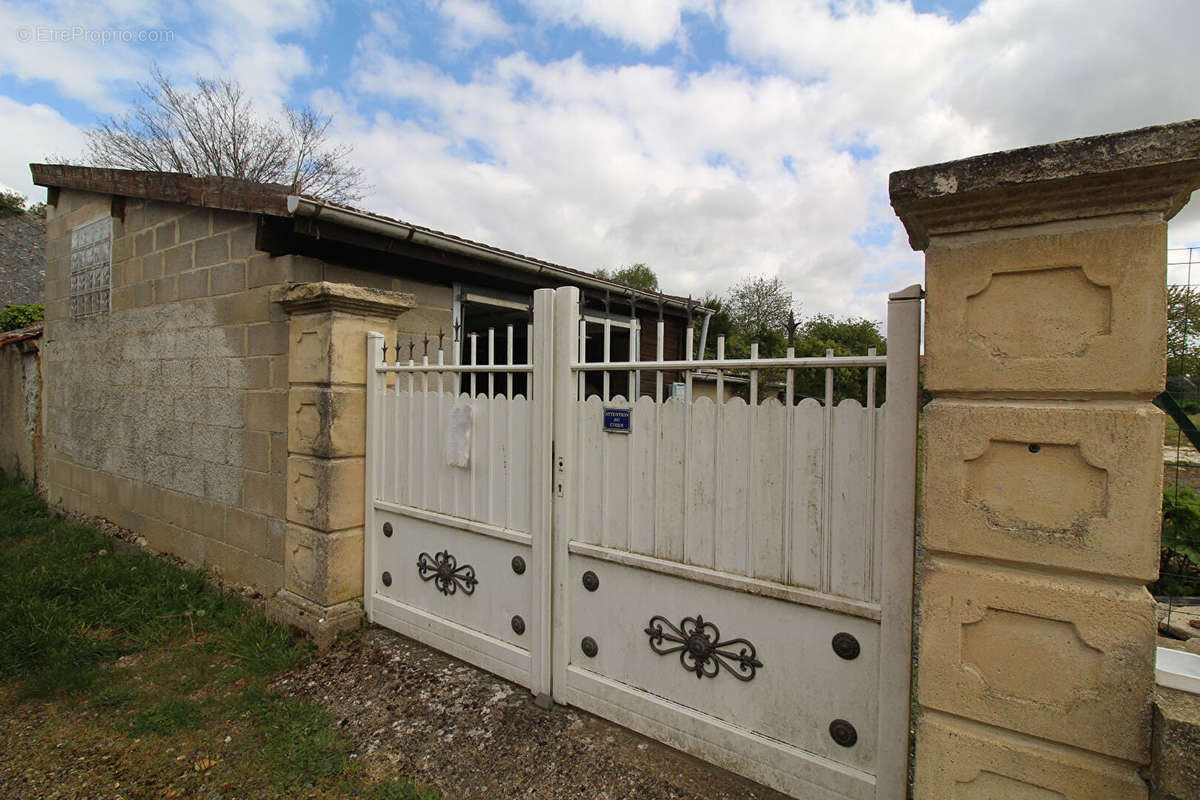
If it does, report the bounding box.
[530,288,556,699]
[876,284,921,800]
[364,331,385,624]
[550,285,581,704]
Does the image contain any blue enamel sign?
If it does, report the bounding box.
[603,407,631,433]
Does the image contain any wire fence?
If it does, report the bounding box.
[1161,245,1200,627]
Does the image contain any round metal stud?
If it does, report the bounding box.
[581,636,598,658]
[582,570,599,592]
[382,521,393,538]
[1028,443,1041,454]
[511,615,526,635]
[381,571,392,587]
[829,719,858,748]
[832,632,860,660]
[511,555,526,575]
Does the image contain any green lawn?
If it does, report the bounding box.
[0,476,438,800]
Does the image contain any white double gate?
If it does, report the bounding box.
[364,285,920,800]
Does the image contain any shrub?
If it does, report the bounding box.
[0,303,45,332]
[1153,486,1200,596]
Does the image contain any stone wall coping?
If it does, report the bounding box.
[276,281,416,318]
[890,118,1200,250]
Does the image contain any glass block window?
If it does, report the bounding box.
[69,216,112,318]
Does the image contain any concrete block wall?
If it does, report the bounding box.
[40,188,453,595]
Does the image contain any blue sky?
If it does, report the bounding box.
[1,0,1198,320]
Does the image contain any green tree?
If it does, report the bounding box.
[1168,284,1200,379]
[0,190,26,217]
[727,275,795,338]
[792,315,886,403]
[0,303,45,332]
[595,263,659,291]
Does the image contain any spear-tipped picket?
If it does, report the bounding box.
[408,337,415,361]
[787,310,798,349]
[422,332,430,357]
[437,327,446,353]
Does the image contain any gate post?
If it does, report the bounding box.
[890,120,1200,798]
[267,281,415,648]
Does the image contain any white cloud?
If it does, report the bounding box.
[434,0,514,50]
[0,96,88,200]
[519,0,714,51]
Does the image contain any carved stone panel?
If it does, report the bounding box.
[924,400,1162,581]
[918,557,1154,762]
[924,220,1166,395]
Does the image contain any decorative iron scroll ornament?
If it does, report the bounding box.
[645,614,762,682]
[829,719,858,748]
[417,550,478,596]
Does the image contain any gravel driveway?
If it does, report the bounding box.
[275,627,792,800]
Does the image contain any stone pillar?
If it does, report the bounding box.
[891,120,1200,798]
[267,281,414,647]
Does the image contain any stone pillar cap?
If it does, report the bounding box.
[890,118,1200,250]
[276,281,416,317]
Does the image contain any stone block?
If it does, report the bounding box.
[1151,685,1200,800]
[924,219,1166,396]
[194,233,229,268]
[229,225,257,260]
[922,400,1163,581]
[288,386,366,458]
[286,455,365,532]
[283,523,364,606]
[289,311,399,386]
[396,305,454,339]
[918,556,1155,763]
[266,589,362,650]
[915,713,1148,799]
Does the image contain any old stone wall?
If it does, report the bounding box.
[40,188,452,594]
[0,326,41,482]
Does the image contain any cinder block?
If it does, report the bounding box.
[163,243,194,274]
[286,455,365,531]
[194,234,229,268]
[229,225,257,260]
[134,230,154,257]
[152,276,178,304]
[178,268,210,299]
[247,254,287,288]
[918,556,1155,763]
[242,469,285,518]
[179,209,211,242]
[922,399,1163,581]
[915,713,1148,799]
[925,220,1166,396]
[155,221,177,251]
[248,321,289,356]
[141,252,164,281]
[288,386,366,458]
[244,390,287,433]
[284,523,364,605]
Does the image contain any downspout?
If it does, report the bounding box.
[698,310,713,361]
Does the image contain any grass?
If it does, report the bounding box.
[0,475,440,799]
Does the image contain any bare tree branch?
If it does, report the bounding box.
[85,67,367,203]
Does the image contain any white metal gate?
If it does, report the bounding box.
[365,285,921,800]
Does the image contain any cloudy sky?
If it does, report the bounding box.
[1,0,1198,320]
